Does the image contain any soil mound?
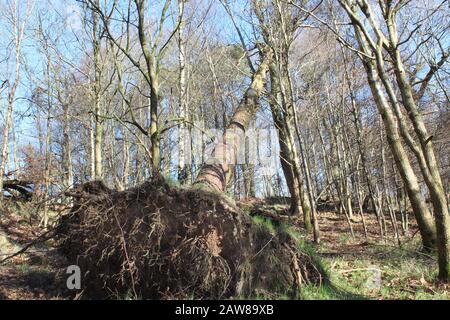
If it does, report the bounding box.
[58,179,325,299]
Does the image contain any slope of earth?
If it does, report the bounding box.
[0,205,68,300]
[240,198,449,300]
[314,211,449,300]
[0,197,448,300]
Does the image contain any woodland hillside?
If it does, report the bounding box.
[0,0,448,300]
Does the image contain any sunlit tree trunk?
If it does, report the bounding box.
[362,48,437,250]
[92,0,103,180]
[386,12,449,281]
[0,0,31,205]
[196,48,273,191]
[62,102,73,190]
[177,0,189,183]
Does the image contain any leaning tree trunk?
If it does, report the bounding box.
[345,21,438,251]
[196,46,273,190]
[388,36,450,281]
[363,58,437,251]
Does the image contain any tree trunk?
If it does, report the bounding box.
[196,47,273,191]
[62,103,73,190]
[92,2,103,180]
[0,49,21,205]
[177,0,189,184]
[0,100,14,204]
[362,55,437,250]
[269,66,304,217]
[388,31,450,281]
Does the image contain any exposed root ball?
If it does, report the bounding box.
[58,179,325,299]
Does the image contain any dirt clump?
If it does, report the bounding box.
[58,178,325,299]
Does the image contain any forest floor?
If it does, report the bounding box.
[305,211,449,299]
[0,199,448,300]
[0,204,68,299]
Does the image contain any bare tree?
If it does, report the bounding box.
[0,0,35,206]
[335,0,449,281]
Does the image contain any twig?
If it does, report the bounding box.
[251,236,275,260]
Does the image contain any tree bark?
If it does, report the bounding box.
[0,0,27,205]
[92,1,103,180]
[269,65,307,220]
[362,54,437,250]
[196,47,273,191]
[177,0,189,184]
[386,13,450,281]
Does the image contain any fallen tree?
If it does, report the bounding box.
[59,179,325,299]
[2,180,34,200]
[58,47,327,299]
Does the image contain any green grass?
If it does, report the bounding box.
[18,263,31,274]
[338,233,353,245]
[257,222,449,300]
[299,282,364,300]
[248,223,364,300]
[163,175,181,188]
[252,215,276,234]
[286,228,365,300]
[321,244,449,300]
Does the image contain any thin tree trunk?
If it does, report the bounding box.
[0,100,14,205]
[41,103,52,229]
[89,116,95,179]
[177,0,189,183]
[62,103,73,190]
[122,129,130,189]
[92,1,103,180]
